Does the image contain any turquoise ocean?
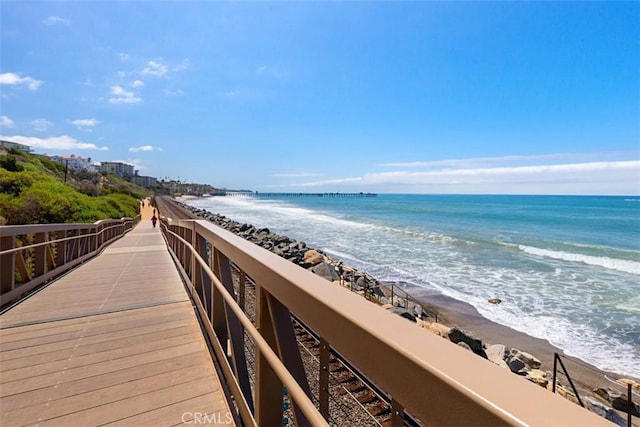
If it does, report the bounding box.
[188,194,640,378]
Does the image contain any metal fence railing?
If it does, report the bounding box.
[160,218,610,427]
[0,217,138,309]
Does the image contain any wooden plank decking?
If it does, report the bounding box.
[0,205,234,426]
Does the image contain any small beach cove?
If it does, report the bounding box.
[174,195,639,425]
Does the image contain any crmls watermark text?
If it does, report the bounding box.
[182,411,233,425]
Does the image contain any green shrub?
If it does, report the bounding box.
[0,150,149,225]
[0,155,24,172]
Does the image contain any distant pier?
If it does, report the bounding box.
[224,192,377,198]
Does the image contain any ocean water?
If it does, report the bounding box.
[188,194,640,378]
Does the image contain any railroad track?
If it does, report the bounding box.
[155,196,199,220]
[156,196,422,426]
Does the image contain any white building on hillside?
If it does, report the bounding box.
[100,161,134,178]
[49,154,97,172]
[0,139,32,152]
[130,175,157,188]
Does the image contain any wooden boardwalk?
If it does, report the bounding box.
[0,201,234,426]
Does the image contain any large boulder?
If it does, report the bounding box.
[611,394,640,417]
[419,321,451,337]
[485,344,509,370]
[506,357,527,375]
[525,369,550,388]
[303,249,323,267]
[618,378,640,390]
[311,262,340,282]
[447,327,483,352]
[389,306,417,322]
[583,397,626,426]
[506,348,541,371]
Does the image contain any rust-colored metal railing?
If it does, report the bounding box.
[0,217,137,308]
[160,218,610,427]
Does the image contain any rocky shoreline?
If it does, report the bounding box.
[172,198,639,425]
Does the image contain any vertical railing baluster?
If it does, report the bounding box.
[33,232,46,278]
[319,337,330,420]
[391,398,404,427]
[217,251,254,413]
[255,285,283,426]
[0,235,16,295]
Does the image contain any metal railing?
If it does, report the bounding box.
[0,217,138,308]
[160,218,610,427]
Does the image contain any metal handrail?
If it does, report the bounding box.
[0,217,137,308]
[160,218,610,427]
[161,221,328,427]
[552,352,585,407]
[0,222,130,256]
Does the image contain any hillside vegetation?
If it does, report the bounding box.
[0,148,148,225]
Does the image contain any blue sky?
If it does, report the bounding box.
[1,1,638,195]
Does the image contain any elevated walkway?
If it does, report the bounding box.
[0,201,234,426]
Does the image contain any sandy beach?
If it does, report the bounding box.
[406,285,639,424]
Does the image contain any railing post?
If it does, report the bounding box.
[33,232,46,278]
[56,230,66,268]
[264,292,312,426]
[194,232,209,314]
[78,228,85,256]
[391,398,404,427]
[0,235,16,295]
[211,247,228,349]
[391,283,395,305]
[627,383,632,427]
[238,270,246,313]
[190,222,197,285]
[319,337,330,420]
[91,225,97,252]
[552,353,558,394]
[216,251,254,413]
[71,230,79,261]
[554,353,584,408]
[255,285,283,426]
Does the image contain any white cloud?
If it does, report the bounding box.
[1,116,14,128]
[31,119,54,132]
[129,145,162,152]
[378,152,634,169]
[43,16,69,25]
[295,160,640,195]
[119,53,129,61]
[173,59,190,72]
[131,79,144,88]
[0,135,109,151]
[142,60,169,77]
[164,89,184,96]
[0,72,43,90]
[72,118,101,128]
[108,85,141,104]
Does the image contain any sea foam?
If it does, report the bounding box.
[518,245,640,275]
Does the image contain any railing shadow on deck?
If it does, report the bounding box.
[160,218,609,427]
[0,216,138,309]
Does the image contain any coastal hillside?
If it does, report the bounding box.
[0,147,147,225]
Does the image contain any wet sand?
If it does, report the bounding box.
[407,285,639,412]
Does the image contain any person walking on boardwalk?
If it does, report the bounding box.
[151,215,157,228]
